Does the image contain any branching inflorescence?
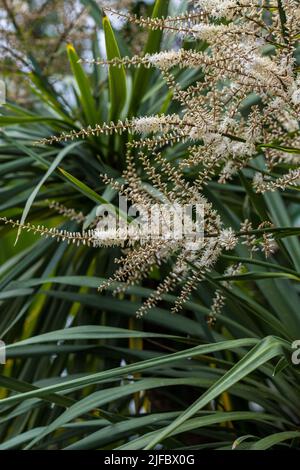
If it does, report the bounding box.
[3,0,300,318]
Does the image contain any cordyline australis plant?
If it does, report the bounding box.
[1,0,300,451]
[5,0,299,320]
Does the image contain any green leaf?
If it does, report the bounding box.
[80,0,102,24]
[67,44,99,125]
[6,325,178,350]
[118,411,288,450]
[0,116,64,126]
[25,379,204,449]
[103,14,127,121]
[130,0,169,115]
[250,431,300,450]
[16,142,83,244]
[0,428,46,450]
[57,167,112,206]
[0,338,258,407]
[29,72,74,124]
[239,171,269,221]
[58,167,129,221]
[144,336,285,449]
[65,412,179,450]
[216,271,300,282]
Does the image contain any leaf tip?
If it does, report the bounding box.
[67,44,75,53]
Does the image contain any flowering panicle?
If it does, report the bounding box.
[208,263,243,325]
[253,169,300,193]
[240,219,259,256]
[48,201,86,225]
[258,222,278,258]
[6,0,299,316]
[240,220,277,258]
[0,217,95,247]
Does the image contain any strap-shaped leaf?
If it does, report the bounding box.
[144,336,286,449]
[130,0,169,115]
[103,14,127,121]
[67,44,99,125]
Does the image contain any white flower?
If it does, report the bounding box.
[245,55,272,76]
[291,89,300,106]
[203,132,223,145]
[192,23,225,41]
[225,263,243,277]
[219,117,238,133]
[218,160,237,183]
[219,228,238,250]
[230,142,253,157]
[253,172,264,190]
[195,0,236,18]
[269,97,284,110]
[147,50,181,68]
[282,114,299,133]
[189,126,203,140]
[132,116,163,134]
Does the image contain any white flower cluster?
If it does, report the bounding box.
[132,116,164,134]
[291,89,300,106]
[194,0,236,18]
[218,228,238,251]
[147,50,182,69]
[254,169,300,193]
[191,23,227,41]
[132,115,182,134]
[93,201,205,255]
[33,0,300,315]
[200,133,255,158]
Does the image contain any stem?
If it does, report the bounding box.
[205,227,300,239]
[277,0,288,43]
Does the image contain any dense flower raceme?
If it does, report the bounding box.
[4,0,300,318]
